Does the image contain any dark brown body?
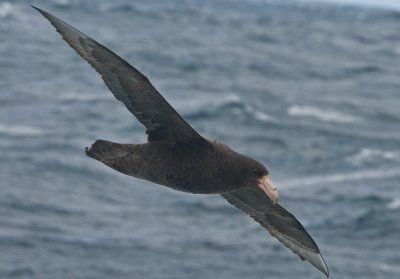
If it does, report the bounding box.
[86,139,262,194]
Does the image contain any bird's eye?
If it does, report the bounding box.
[253,170,261,175]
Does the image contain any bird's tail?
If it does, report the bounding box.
[85,139,130,162]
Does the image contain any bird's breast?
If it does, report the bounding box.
[136,143,241,194]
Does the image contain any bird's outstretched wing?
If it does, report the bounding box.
[221,187,329,277]
[33,6,202,143]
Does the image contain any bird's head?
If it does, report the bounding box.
[242,158,280,204]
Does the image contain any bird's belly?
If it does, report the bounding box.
[161,173,226,194]
[124,144,239,194]
[134,161,231,194]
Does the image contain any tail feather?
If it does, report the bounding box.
[85,139,130,162]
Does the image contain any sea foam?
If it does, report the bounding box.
[0,2,12,18]
[387,198,400,210]
[347,148,400,165]
[282,167,400,188]
[287,105,360,123]
[0,124,43,136]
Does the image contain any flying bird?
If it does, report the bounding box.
[33,6,329,276]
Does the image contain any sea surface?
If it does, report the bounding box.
[1,0,400,278]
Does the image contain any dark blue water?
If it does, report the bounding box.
[1,0,400,278]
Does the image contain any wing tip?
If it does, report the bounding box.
[31,5,45,15]
[31,5,55,24]
[313,253,330,277]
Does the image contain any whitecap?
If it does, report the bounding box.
[60,92,113,102]
[303,0,400,12]
[243,104,271,122]
[387,198,400,210]
[0,124,43,136]
[347,148,400,165]
[287,105,360,123]
[281,167,400,188]
[0,2,12,18]
[253,111,271,122]
[378,262,400,273]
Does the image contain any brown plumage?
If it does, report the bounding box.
[33,6,329,277]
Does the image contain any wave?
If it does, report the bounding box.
[281,167,400,188]
[0,124,42,136]
[5,266,35,278]
[347,148,400,165]
[387,198,400,210]
[60,91,270,125]
[177,94,270,122]
[178,94,241,110]
[54,0,71,7]
[252,110,271,122]
[59,92,113,102]
[0,2,12,18]
[98,2,140,13]
[378,262,400,273]
[287,105,361,123]
[3,199,80,218]
[308,0,400,12]
[177,94,241,118]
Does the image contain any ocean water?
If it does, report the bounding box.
[1,0,400,278]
